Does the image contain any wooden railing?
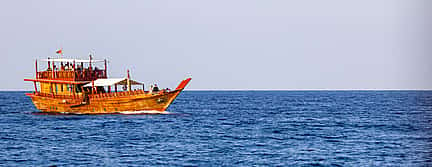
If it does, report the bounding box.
[88,89,171,99]
[37,69,106,81]
[35,92,84,99]
[74,69,106,81]
[89,90,147,99]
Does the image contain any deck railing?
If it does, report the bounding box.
[88,89,171,99]
[37,69,106,81]
[89,90,148,99]
[35,92,84,99]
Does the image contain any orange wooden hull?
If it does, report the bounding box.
[26,78,191,114]
[27,90,183,114]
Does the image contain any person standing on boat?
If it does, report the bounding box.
[153,84,159,92]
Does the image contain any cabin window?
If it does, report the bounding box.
[61,84,64,92]
[55,84,58,93]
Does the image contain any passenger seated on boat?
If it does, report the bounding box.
[153,84,159,92]
[64,62,69,70]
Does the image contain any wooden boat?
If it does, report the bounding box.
[24,55,191,114]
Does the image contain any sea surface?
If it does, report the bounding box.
[0,91,431,166]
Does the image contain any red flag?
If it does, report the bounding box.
[56,49,62,54]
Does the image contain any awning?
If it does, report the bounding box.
[83,78,144,87]
[41,58,105,63]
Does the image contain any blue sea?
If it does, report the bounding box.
[0,91,431,166]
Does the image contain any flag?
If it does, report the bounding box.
[56,49,62,54]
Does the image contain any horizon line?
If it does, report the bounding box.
[187,89,432,91]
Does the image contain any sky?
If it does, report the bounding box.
[0,0,431,90]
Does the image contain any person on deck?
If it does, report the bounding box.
[153,84,159,92]
[65,62,70,70]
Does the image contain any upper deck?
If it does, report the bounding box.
[37,69,106,81]
[35,57,107,81]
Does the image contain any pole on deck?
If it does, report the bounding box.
[92,80,95,94]
[89,55,93,80]
[81,62,84,79]
[47,58,50,70]
[35,60,38,79]
[48,57,53,79]
[73,60,76,80]
[52,59,56,79]
[127,69,131,92]
[33,81,37,93]
[104,59,107,78]
[89,55,92,69]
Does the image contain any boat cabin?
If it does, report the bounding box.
[25,56,146,99]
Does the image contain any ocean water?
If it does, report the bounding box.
[0,91,431,166]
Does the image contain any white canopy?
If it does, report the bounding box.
[41,58,105,63]
[83,78,143,87]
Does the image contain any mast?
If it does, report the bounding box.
[35,60,38,79]
[127,69,131,91]
[89,54,92,80]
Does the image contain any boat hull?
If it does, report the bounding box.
[27,90,184,114]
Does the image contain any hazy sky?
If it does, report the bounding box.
[1,0,431,90]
